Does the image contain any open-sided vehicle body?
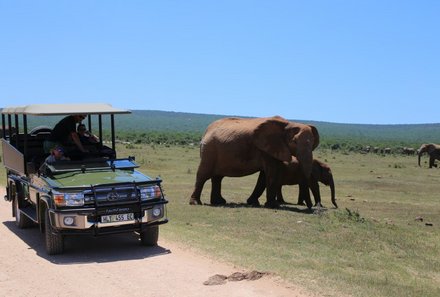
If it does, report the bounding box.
[1,103,168,255]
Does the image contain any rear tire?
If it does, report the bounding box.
[140,225,159,246]
[12,185,33,229]
[13,197,33,228]
[44,208,64,255]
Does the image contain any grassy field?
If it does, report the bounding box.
[1,144,439,296]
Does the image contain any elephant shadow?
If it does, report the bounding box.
[205,202,326,214]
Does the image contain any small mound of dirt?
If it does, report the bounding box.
[227,272,247,281]
[203,274,228,286]
[245,270,267,281]
[204,271,268,285]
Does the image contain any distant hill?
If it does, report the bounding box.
[4,109,440,147]
[127,110,225,132]
[303,120,440,146]
[126,110,440,146]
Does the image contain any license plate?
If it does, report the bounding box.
[101,213,134,223]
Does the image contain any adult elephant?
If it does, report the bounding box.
[247,158,337,208]
[189,116,319,208]
[417,143,440,168]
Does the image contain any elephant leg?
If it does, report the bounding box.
[309,180,323,207]
[264,171,280,209]
[210,176,227,205]
[190,178,208,205]
[297,180,313,209]
[246,171,266,206]
[429,156,438,168]
[261,159,285,208]
[429,156,434,168]
[190,165,212,205]
[297,181,306,205]
[297,190,305,206]
[264,185,279,208]
[276,186,287,204]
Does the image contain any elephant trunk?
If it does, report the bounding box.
[329,175,337,208]
[418,152,422,166]
[297,147,313,179]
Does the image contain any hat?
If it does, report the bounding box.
[53,146,64,153]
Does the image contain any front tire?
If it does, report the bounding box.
[44,208,64,255]
[140,225,159,246]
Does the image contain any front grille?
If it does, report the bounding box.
[84,185,139,206]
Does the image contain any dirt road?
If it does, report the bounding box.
[0,187,316,297]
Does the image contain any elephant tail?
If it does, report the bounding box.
[199,140,206,158]
[329,175,337,208]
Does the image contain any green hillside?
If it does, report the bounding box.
[4,109,440,149]
[130,111,440,141]
[303,120,440,148]
[126,110,440,149]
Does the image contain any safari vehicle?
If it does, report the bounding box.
[1,103,168,255]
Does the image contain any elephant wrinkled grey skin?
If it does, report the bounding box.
[417,143,440,168]
[189,116,320,208]
[247,158,337,208]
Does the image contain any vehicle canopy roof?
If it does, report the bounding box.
[1,103,130,116]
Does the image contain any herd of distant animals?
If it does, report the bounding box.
[358,143,440,168]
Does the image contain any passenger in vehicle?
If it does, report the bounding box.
[77,124,99,144]
[43,114,88,158]
[77,124,116,159]
[76,123,102,157]
[44,145,70,163]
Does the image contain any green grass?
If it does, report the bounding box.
[2,145,440,296]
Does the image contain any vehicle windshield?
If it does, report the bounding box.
[44,158,139,174]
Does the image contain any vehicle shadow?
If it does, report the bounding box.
[3,221,171,264]
[206,202,328,214]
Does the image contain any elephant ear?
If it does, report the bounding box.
[254,117,292,162]
[308,125,320,150]
[419,144,431,154]
[426,144,437,154]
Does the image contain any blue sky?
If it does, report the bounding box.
[1,1,438,124]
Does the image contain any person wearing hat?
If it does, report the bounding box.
[44,145,70,164]
[44,114,89,156]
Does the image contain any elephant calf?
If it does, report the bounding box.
[247,158,338,208]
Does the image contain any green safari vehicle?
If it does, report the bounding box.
[1,103,168,255]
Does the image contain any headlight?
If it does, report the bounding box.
[139,185,162,200]
[53,192,85,207]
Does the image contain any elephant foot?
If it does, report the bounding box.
[264,200,280,209]
[210,196,227,205]
[314,202,324,208]
[246,198,261,207]
[277,198,287,205]
[298,199,313,209]
[189,198,203,205]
